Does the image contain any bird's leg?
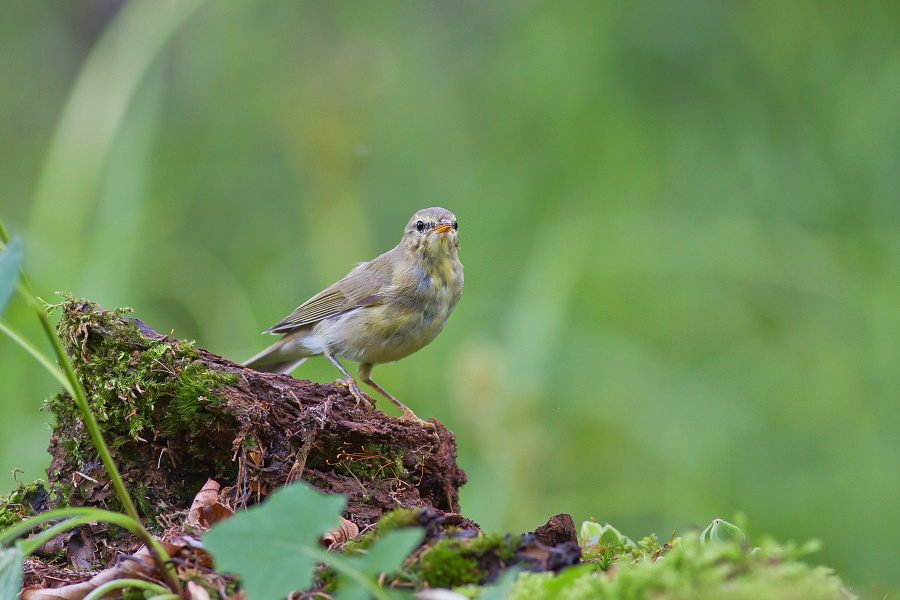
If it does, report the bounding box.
[357,363,434,428]
[325,352,373,409]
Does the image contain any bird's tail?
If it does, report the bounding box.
[244,335,309,375]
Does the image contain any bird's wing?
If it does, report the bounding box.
[264,263,390,334]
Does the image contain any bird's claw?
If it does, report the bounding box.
[398,409,435,429]
[336,378,374,409]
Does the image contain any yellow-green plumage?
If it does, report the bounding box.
[244,207,463,425]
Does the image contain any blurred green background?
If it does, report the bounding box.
[2,1,899,595]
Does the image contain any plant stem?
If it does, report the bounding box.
[0,320,74,394]
[83,578,171,600]
[0,217,182,596]
[12,509,169,561]
[37,301,181,593]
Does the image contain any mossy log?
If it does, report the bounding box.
[45,299,473,532]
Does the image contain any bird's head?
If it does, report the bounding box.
[402,207,460,257]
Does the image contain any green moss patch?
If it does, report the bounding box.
[508,533,851,600]
[0,479,47,529]
[415,533,521,588]
[44,297,236,459]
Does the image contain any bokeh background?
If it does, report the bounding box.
[2,1,899,596]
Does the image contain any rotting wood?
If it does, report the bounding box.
[44,299,473,540]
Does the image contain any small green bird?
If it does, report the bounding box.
[244,207,464,425]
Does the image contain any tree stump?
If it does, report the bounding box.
[45,299,472,533]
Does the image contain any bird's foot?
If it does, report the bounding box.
[335,377,374,409]
[398,409,436,429]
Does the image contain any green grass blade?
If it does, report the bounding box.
[0,545,24,600]
[0,238,22,316]
[0,320,73,395]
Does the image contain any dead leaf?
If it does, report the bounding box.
[32,532,74,559]
[161,535,213,569]
[187,580,212,600]
[321,517,359,549]
[187,478,233,530]
[248,480,269,497]
[189,479,221,513]
[21,546,160,600]
[66,529,95,570]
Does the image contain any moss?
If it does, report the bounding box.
[50,484,74,510]
[315,565,339,595]
[0,479,47,529]
[414,533,521,588]
[507,533,852,600]
[581,532,673,573]
[420,548,478,588]
[341,508,423,555]
[44,298,236,459]
[160,360,227,436]
[132,484,153,517]
[374,508,423,535]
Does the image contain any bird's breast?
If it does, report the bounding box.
[335,256,462,364]
[314,251,463,365]
[413,256,463,317]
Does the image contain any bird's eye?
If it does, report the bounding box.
[416,220,425,232]
[452,221,458,231]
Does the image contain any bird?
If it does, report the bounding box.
[244,207,464,425]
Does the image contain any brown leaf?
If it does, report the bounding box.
[321,517,359,549]
[21,546,159,600]
[66,529,95,570]
[200,502,234,529]
[187,478,233,530]
[247,480,269,496]
[158,538,187,555]
[32,532,74,559]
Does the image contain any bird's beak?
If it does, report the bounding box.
[431,224,452,235]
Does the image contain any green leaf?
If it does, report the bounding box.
[579,521,635,552]
[478,565,525,600]
[579,520,602,546]
[0,238,23,316]
[700,518,746,544]
[203,482,347,600]
[333,528,425,600]
[0,545,24,599]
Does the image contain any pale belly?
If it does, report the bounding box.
[299,286,457,365]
